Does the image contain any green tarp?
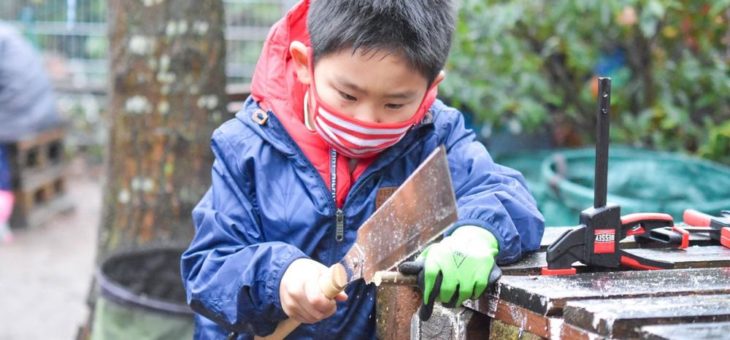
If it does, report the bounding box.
[498,147,730,226]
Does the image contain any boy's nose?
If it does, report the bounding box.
[352,105,382,124]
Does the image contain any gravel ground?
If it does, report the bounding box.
[0,160,102,340]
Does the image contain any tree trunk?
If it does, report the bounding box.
[99,0,226,259]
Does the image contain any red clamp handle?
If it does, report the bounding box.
[541,267,577,276]
[683,209,712,227]
[684,209,730,249]
[620,255,662,270]
[672,225,690,249]
[621,212,674,237]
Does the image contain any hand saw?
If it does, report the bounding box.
[259,145,458,339]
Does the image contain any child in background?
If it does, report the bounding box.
[0,146,14,244]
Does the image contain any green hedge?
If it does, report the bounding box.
[444,0,730,164]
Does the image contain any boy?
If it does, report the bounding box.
[181,0,544,339]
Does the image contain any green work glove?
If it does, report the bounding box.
[399,226,500,320]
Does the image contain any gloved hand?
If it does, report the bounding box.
[399,226,501,320]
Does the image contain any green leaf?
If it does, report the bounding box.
[709,0,730,16]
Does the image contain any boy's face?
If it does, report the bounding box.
[291,42,444,124]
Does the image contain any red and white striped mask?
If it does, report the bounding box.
[308,70,438,159]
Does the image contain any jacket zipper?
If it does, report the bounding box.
[335,209,344,242]
[330,148,344,242]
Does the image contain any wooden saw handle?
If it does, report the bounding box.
[255,263,347,340]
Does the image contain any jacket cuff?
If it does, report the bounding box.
[265,247,309,321]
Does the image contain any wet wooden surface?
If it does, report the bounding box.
[468,229,730,340]
[480,267,730,316]
[376,284,420,339]
[375,228,727,339]
[563,294,730,338]
[623,245,730,268]
[640,321,730,340]
[502,245,730,275]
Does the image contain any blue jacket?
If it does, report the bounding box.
[0,146,10,191]
[180,96,545,339]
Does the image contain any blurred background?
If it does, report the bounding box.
[0,0,727,339]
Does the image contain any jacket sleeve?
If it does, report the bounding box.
[180,128,308,336]
[438,108,545,264]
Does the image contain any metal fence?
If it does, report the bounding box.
[0,0,294,88]
[0,0,294,155]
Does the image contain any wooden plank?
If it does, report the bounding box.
[501,252,552,276]
[15,176,66,210]
[623,246,730,268]
[14,127,65,152]
[376,284,420,340]
[477,268,730,316]
[560,322,602,340]
[26,194,74,228]
[469,298,567,339]
[18,162,67,192]
[10,193,74,228]
[564,294,730,338]
[501,252,597,276]
[640,321,730,340]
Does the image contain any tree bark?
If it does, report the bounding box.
[99,0,226,259]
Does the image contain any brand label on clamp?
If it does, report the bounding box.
[594,229,616,254]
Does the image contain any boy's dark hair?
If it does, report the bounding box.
[308,0,455,84]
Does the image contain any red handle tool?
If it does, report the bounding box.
[683,209,730,248]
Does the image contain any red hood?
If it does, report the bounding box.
[249,0,372,207]
[250,0,310,126]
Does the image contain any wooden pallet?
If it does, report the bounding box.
[7,127,74,228]
[8,127,65,171]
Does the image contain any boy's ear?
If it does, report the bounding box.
[432,70,446,88]
[290,41,312,85]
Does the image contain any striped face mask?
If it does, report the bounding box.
[308,69,438,159]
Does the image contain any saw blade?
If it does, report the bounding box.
[341,145,458,284]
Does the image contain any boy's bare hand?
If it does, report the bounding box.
[279,258,348,324]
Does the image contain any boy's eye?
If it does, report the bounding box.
[385,103,404,110]
[338,91,357,101]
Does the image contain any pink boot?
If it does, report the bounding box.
[0,190,14,244]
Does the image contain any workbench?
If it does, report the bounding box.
[376,227,730,339]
